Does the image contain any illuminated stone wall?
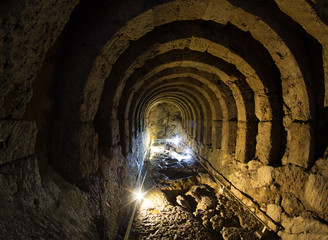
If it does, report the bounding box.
[147,103,182,139]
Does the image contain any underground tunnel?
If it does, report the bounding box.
[1,0,328,239]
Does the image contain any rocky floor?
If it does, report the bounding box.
[126,144,274,240]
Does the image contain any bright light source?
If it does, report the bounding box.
[150,146,163,153]
[134,189,145,201]
[171,135,181,145]
[170,151,192,161]
[184,148,191,155]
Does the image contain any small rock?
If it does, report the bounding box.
[196,173,217,189]
[221,227,243,240]
[247,160,263,171]
[210,215,224,231]
[202,220,210,228]
[193,209,202,218]
[201,209,215,221]
[185,185,211,202]
[257,165,274,187]
[266,204,282,222]
[196,196,217,211]
[176,195,193,211]
[220,210,226,218]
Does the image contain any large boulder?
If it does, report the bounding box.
[196,196,217,211]
[275,164,309,199]
[304,174,328,221]
[186,185,212,202]
[281,213,328,235]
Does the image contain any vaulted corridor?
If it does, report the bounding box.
[1,0,328,239]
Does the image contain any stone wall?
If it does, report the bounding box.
[147,102,183,139]
[0,0,139,238]
[198,140,328,239]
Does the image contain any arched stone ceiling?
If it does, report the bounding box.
[52,0,327,181]
[130,74,234,152]
[139,82,213,141]
[99,21,281,122]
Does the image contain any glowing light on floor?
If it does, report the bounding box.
[184,154,192,160]
[148,138,194,162]
[150,146,164,154]
[140,198,154,210]
[170,151,192,161]
[139,190,164,211]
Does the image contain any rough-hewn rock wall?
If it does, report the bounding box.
[0,0,137,239]
[147,102,183,139]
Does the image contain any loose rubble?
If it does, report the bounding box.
[129,146,273,240]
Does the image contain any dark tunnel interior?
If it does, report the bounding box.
[1,0,328,239]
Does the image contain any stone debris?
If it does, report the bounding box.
[176,195,193,212]
[129,151,267,240]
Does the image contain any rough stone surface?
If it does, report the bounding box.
[196,172,218,189]
[275,164,309,199]
[281,213,328,235]
[196,195,217,211]
[0,156,41,209]
[304,173,328,221]
[255,121,280,164]
[256,165,274,187]
[147,102,183,139]
[176,194,193,211]
[279,232,328,240]
[0,120,37,164]
[282,122,313,168]
[266,204,282,223]
[41,169,96,239]
[247,160,263,171]
[311,157,328,178]
[129,148,267,239]
[0,0,79,118]
[51,121,99,181]
[0,147,137,239]
[0,156,96,239]
[186,184,212,202]
[281,193,305,216]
